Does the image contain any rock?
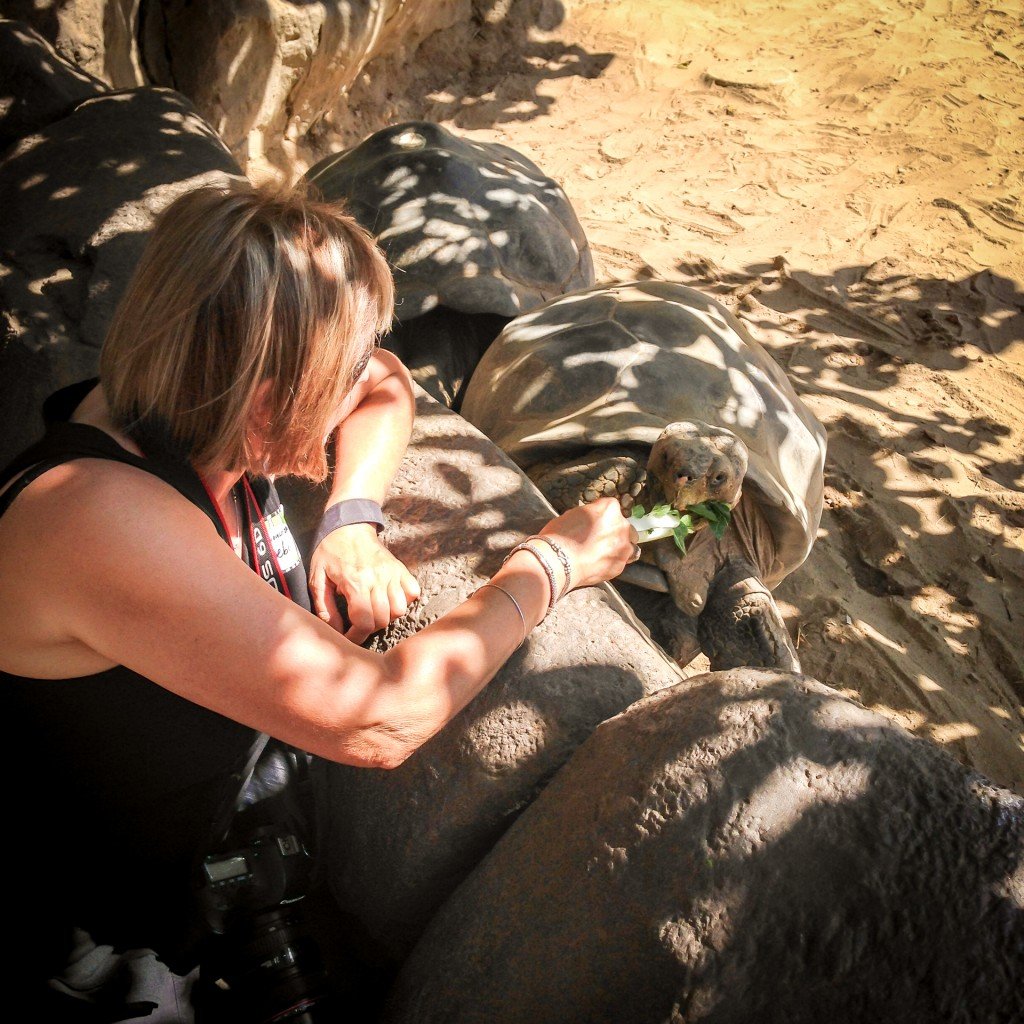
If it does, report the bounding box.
[383,670,1024,1024]
[2,2,469,175]
[0,20,107,153]
[139,0,468,171]
[0,0,145,89]
[277,392,685,964]
[0,86,245,466]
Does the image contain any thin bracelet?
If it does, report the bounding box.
[478,582,527,649]
[529,536,572,597]
[503,541,559,612]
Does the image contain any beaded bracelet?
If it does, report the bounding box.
[503,540,561,612]
[529,536,572,598]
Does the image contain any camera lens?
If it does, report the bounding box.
[206,906,334,1023]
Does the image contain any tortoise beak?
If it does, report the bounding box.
[661,461,715,510]
[668,476,711,511]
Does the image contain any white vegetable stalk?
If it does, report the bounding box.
[629,500,733,555]
[631,507,682,544]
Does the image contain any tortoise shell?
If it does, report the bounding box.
[305,121,594,321]
[462,280,827,581]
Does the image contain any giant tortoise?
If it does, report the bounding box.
[461,280,827,671]
[383,669,1024,1024]
[304,120,594,406]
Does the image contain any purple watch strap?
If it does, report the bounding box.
[312,498,385,552]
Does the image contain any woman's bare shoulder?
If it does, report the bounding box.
[0,428,402,766]
[1,454,206,537]
[0,457,214,676]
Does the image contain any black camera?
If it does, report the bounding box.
[196,826,334,1024]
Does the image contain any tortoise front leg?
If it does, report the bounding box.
[529,448,647,514]
[651,526,721,617]
[696,558,800,672]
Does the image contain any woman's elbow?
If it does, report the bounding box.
[304,649,449,768]
[325,727,424,770]
[375,742,416,771]
[370,707,444,768]
[321,702,439,770]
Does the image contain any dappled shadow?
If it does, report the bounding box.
[306,120,591,316]
[0,0,64,49]
[338,0,613,144]
[280,394,682,969]
[427,39,613,131]
[0,18,106,151]
[671,256,1024,354]
[281,401,553,566]
[447,258,1023,790]
[304,119,594,407]
[456,278,826,652]
[138,0,278,158]
[0,35,244,466]
[665,255,1024,788]
[383,671,1024,1022]
[641,676,1023,1022]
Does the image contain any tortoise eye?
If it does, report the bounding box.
[712,472,727,486]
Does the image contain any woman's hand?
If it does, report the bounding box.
[309,523,421,643]
[538,497,640,592]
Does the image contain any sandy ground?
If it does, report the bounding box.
[302,0,1024,792]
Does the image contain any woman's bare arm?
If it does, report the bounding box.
[324,348,415,507]
[308,349,421,640]
[0,459,631,768]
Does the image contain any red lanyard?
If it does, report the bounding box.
[241,476,292,599]
[198,475,293,600]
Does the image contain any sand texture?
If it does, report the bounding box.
[299,0,1024,792]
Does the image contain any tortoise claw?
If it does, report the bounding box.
[697,558,800,672]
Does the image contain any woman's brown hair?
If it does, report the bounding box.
[100,179,395,481]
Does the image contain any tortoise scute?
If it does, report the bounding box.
[305,120,595,325]
[464,280,827,588]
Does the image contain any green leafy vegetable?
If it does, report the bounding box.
[688,500,733,541]
[630,499,733,557]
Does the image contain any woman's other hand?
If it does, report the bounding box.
[309,524,421,643]
[538,497,639,592]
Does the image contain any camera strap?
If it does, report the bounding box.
[241,476,294,600]
[198,475,295,600]
[196,474,305,845]
[209,732,271,846]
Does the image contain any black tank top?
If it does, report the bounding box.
[0,380,312,979]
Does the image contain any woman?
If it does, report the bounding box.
[0,181,638,1016]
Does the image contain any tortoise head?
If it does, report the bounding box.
[646,421,747,512]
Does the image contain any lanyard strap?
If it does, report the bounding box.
[195,473,294,844]
[197,474,234,543]
[197,474,293,601]
[241,476,293,600]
